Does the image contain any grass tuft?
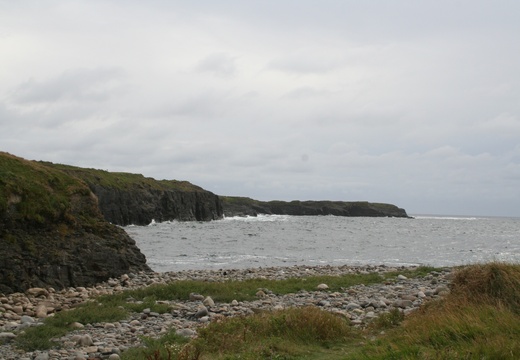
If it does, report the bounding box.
[182,306,354,359]
[450,261,520,312]
[353,262,520,359]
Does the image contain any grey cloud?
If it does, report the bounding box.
[267,53,346,74]
[1,0,520,216]
[11,68,125,105]
[195,53,238,78]
[282,87,334,99]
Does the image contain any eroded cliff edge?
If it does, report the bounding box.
[0,152,151,293]
[221,196,410,218]
[46,163,224,226]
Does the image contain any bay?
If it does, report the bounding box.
[125,215,520,272]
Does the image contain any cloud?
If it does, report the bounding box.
[11,68,125,105]
[1,1,519,216]
[195,53,238,78]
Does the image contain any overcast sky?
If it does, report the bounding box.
[1,1,519,217]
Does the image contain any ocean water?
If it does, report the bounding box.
[124,215,520,272]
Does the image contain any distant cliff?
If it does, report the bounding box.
[0,152,151,294]
[46,164,224,226]
[221,197,410,218]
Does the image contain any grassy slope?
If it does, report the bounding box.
[45,162,204,192]
[0,152,94,226]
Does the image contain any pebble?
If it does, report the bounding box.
[0,264,452,359]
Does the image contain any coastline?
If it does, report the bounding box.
[0,263,452,359]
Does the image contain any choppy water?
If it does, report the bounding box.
[124,215,520,272]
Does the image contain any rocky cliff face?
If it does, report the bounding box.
[48,164,224,226]
[0,153,151,294]
[86,185,222,226]
[221,197,410,218]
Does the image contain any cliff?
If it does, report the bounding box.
[45,164,224,226]
[0,152,151,294]
[221,196,410,218]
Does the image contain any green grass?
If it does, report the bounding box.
[15,301,128,351]
[0,152,92,227]
[14,268,432,352]
[184,306,356,360]
[22,263,520,360]
[123,263,520,359]
[46,162,203,192]
[349,262,520,359]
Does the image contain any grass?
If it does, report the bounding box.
[123,262,520,359]
[350,262,520,359]
[16,263,520,359]
[15,301,128,351]
[0,152,92,227]
[46,162,204,192]
[220,196,408,218]
[13,268,431,352]
[183,306,356,360]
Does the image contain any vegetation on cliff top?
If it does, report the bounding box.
[0,152,94,227]
[46,162,205,192]
[221,196,409,217]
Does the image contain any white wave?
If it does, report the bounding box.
[223,214,290,222]
[413,215,481,221]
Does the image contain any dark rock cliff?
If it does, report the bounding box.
[0,153,151,294]
[47,164,224,226]
[221,197,410,218]
[86,185,222,226]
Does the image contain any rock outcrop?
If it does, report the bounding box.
[0,152,151,294]
[46,164,224,226]
[221,197,410,218]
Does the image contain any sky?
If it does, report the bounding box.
[1,1,519,217]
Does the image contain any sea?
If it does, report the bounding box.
[124,215,520,272]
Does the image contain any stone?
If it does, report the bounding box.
[176,328,197,337]
[346,302,361,310]
[20,315,35,324]
[35,304,48,318]
[256,290,266,298]
[109,354,121,360]
[85,346,99,353]
[189,293,205,301]
[394,300,414,309]
[203,296,215,307]
[27,288,49,297]
[77,334,94,346]
[397,275,408,280]
[0,332,16,342]
[33,352,49,360]
[194,305,209,318]
[317,283,329,290]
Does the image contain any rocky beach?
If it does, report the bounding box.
[0,264,452,360]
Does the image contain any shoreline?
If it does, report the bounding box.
[0,264,452,360]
